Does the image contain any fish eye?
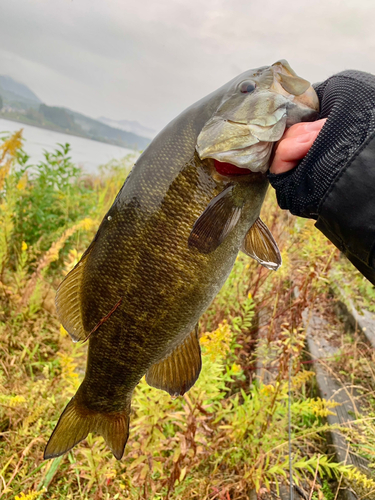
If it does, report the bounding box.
[239,81,256,94]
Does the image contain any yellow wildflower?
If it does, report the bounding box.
[310,397,339,417]
[260,384,275,396]
[200,321,232,361]
[17,174,27,190]
[14,491,40,500]
[0,394,27,407]
[231,363,242,374]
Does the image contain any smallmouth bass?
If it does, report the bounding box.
[45,60,318,460]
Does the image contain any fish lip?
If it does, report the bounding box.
[200,140,274,173]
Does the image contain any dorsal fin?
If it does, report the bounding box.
[241,217,282,271]
[55,249,93,342]
[146,325,201,397]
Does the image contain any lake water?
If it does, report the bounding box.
[0,118,139,174]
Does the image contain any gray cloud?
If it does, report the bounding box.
[1,0,375,131]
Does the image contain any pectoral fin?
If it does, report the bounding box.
[241,217,282,270]
[188,184,244,254]
[146,325,201,397]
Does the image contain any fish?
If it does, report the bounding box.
[44,60,319,460]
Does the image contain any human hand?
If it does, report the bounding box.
[269,119,327,174]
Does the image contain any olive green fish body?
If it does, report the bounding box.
[45,60,319,460]
[78,157,268,409]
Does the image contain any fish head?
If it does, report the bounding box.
[196,59,319,173]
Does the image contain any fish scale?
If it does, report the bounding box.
[45,60,319,460]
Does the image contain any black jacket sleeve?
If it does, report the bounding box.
[268,70,375,284]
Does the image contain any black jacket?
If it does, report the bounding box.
[268,71,375,285]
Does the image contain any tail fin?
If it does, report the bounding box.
[44,397,130,460]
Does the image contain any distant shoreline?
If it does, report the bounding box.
[0,116,139,174]
[0,113,139,151]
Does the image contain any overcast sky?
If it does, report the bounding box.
[1,0,375,132]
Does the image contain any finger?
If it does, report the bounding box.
[281,118,327,140]
[269,129,321,174]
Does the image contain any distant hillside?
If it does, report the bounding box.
[69,110,150,150]
[0,75,150,151]
[0,75,42,110]
[98,116,156,139]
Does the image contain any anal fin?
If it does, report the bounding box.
[241,217,282,270]
[146,325,202,397]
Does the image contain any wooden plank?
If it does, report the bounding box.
[333,284,375,349]
[302,308,367,500]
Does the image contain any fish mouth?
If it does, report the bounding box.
[207,140,275,173]
[212,159,267,179]
[196,94,289,173]
[197,116,285,173]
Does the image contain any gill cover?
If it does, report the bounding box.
[196,59,319,172]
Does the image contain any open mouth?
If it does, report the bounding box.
[197,109,288,174]
[207,139,274,174]
[213,160,252,176]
